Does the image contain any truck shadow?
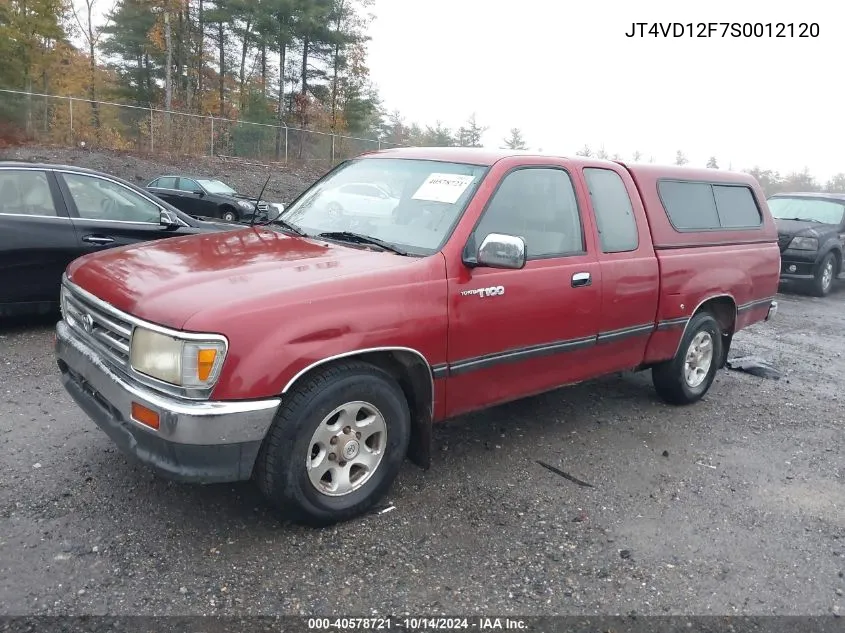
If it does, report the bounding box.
[0,311,58,333]
[777,280,845,298]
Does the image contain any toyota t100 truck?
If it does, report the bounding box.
[55,147,781,525]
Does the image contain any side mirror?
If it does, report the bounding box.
[475,233,526,269]
[193,190,205,197]
[159,209,180,227]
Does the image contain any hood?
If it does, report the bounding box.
[775,218,838,238]
[66,227,416,329]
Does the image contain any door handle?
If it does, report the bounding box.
[82,235,114,245]
[571,272,592,288]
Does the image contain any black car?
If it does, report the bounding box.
[145,175,281,223]
[769,191,845,297]
[0,162,235,318]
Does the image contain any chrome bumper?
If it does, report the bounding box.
[765,300,778,321]
[55,320,279,482]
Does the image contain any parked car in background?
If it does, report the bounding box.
[768,191,845,296]
[145,175,283,223]
[317,181,400,226]
[0,162,234,317]
[55,147,780,526]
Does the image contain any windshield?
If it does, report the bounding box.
[276,158,488,256]
[197,179,237,195]
[768,196,845,224]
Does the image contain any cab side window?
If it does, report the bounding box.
[472,167,584,259]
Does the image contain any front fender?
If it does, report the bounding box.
[199,260,449,401]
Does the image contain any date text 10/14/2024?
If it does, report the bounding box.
[625,22,819,38]
[307,617,528,631]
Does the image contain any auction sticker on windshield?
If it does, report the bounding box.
[411,173,476,204]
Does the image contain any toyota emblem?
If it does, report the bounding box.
[82,313,94,333]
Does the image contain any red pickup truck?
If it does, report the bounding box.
[55,148,781,525]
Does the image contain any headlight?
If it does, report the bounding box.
[237,200,255,209]
[788,236,818,251]
[129,327,227,388]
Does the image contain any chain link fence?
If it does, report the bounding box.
[0,89,402,167]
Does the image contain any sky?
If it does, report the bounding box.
[365,0,844,180]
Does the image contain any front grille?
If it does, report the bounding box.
[61,284,133,371]
[777,234,792,252]
[256,201,269,211]
[59,281,217,401]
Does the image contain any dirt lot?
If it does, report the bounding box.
[0,148,843,617]
[0,282,843,616]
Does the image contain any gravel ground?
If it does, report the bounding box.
[1,281,843,618]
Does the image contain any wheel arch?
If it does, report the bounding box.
[673,294,737,368]
[281,347,435,470]
[821,246,841,274]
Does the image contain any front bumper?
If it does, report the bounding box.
[779,251,820,281]
[55,320,280,483]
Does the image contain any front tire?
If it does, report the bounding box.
[652,311,722,405]
[221,207,238,222]
[254,361,411,526]
[810,252,836,297]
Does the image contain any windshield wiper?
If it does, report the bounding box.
[780,217,822,223]
[251,210,307,235]
[262,216,308,236]
[317,231,408,256]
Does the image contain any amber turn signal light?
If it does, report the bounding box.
[196,348,218,382]
[131,402,160,430]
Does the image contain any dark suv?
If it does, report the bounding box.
[769,191,845,296]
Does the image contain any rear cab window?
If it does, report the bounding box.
[658,179,762,231]
[583,167,639,252]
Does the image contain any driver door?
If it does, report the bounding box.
[175,177,211,217]
[56,170,190,256]
[445,162,603,417]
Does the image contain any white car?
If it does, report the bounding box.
[319,182,399,221]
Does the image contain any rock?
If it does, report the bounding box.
[77,589,85,596]
[620,549,632,559]
[662,450,669,457]
[179,587,188,595]
[837,588,843,596]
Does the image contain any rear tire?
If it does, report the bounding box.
[809,252,836,297]
[652,311,722,405]
[254,361,411,526]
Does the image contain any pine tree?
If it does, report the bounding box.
[502,128,527,150]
